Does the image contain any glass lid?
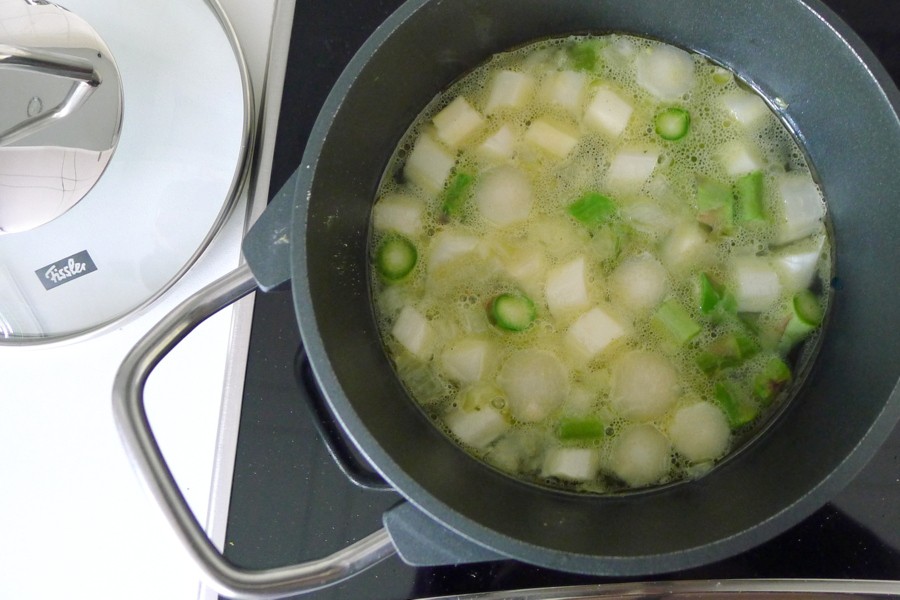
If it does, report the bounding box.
[0,0,251,343]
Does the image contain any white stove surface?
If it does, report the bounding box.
[0,1,293,598]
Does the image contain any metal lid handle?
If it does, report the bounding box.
[112,264,396,599]
[0,44,101,146]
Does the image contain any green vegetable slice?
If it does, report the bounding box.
[489,293,536,332]
[697,272,737,322]
[557,417,606,441]
[793,289,824,326]
[696,331,760,374]
[752,356,792,404]
[654,107,691,141]
[653,299,701,345]
[778,289,825,353]
[696,176,734,233]
[734,170,766,223]
[441,172,475,217]
[375,236,417,281]
[568,192,617,226]
[567,39,604,71]
[714,381,759,428]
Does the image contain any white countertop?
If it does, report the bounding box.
[0,1,293,597]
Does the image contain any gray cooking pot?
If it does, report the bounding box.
[114,0,900,597]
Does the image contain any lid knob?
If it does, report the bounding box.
[0,0,123,234]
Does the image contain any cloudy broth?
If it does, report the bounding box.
[368,34,830,493]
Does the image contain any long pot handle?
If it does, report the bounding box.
[112,263,397,600]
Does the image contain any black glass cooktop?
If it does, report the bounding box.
[223,2,900,598]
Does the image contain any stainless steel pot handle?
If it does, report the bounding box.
[112,263,397,600]
[0,44,101,146]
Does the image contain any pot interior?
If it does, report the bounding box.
[293,0,900,574]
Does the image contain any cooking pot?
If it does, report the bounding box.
[113,0,900,597]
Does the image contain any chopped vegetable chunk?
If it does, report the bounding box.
[375,235,418,281]
[567,39,605,72]
[653,299,701,345]
[499,349,568,422]
[606,145,660,191]
[474,165,534,227]
[714,381,759,428]
[566,306,627,360]
[542,447,601,481]
[567,192,617,226]
[734,171,766,223]
[524,118,579,158]
[433,96,485,147]
[654,107,691,141]
[489,293,536,332]
[669,402,730,462]
[584,85,634,137]
[485,70,534,113]
[542,70,588,113]
[753,356,792,404]
[635,44,696,100]
[404,133,454,193]
[441,172,475,217]
[557,417,606,441]
[545,256,591,320]
[445,407,508,449]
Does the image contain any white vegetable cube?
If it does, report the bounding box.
[428,230,479,272]
[610,424,671,487]
[610,350,678,421]
[545,256,591,320]
[719,140,764,176]
[432,96,485,148]
[660,221,715,275]
[775,173,826,245]
[542,448,601,481]
[635,44,696,101]
[484,70,535,114]
[772,235,825,293]
[372,193,424,237]
[732,255,782,312]
[565,383,596,415]
[606,145,660,191]
[722,89,769,127]
[501,244,546,288]
[498,349,569,423]
[404,133,455,193]
[601,37,638,66]
[609,254,668,314]
[668,402,730,463]
[445,406,508,449]
[441,338,496,385]
[584,86,634,137]
[477,125,517,162]
[392,305,433,360]
[620,199,673,237]
[541,69,588,114]
[523,118,579,159]
[565,306,626,360]
[474,165,534,227]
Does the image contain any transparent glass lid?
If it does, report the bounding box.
[0,0,251,343]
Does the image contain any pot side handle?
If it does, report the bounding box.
[241,171,297,292]
[383,501,506,567]
[112,264,396,600]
